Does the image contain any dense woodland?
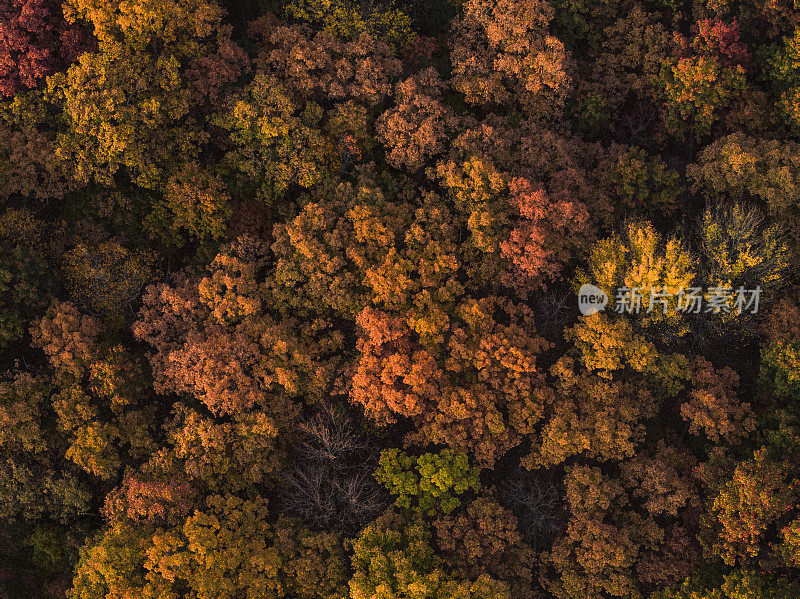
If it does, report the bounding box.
[4,0,800,597]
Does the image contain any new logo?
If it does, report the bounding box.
[577,284,608,315]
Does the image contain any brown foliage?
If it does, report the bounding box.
[545,466,654,599]
[434,494,537,599]
[706,447,798,565]
[250,15,402,107]
[377,68,459,172]
[449,0,571,118]
[30,300,101,379]
[134,238,344,422]
[529,356,658,468]
[351,297,550,466]
[103,470,197,525]
[500,177,589,296]
[30,301,155,480]
[620,441,699,517]
[682,356,756,444]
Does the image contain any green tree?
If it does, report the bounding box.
[374,448,481,516]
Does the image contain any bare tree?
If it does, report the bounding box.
[277,403,388,535]
[531,286,575,341]
[498,467,563,552]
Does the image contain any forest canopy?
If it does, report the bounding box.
[2,0,800,598]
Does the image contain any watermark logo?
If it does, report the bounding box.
[576,285,762,315]
[578,284,609,315]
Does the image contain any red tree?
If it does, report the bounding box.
[0,0,90,96]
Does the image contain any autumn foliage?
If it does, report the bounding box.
[3,0,800,598]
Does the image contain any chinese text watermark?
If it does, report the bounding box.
[578,284,761,317]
